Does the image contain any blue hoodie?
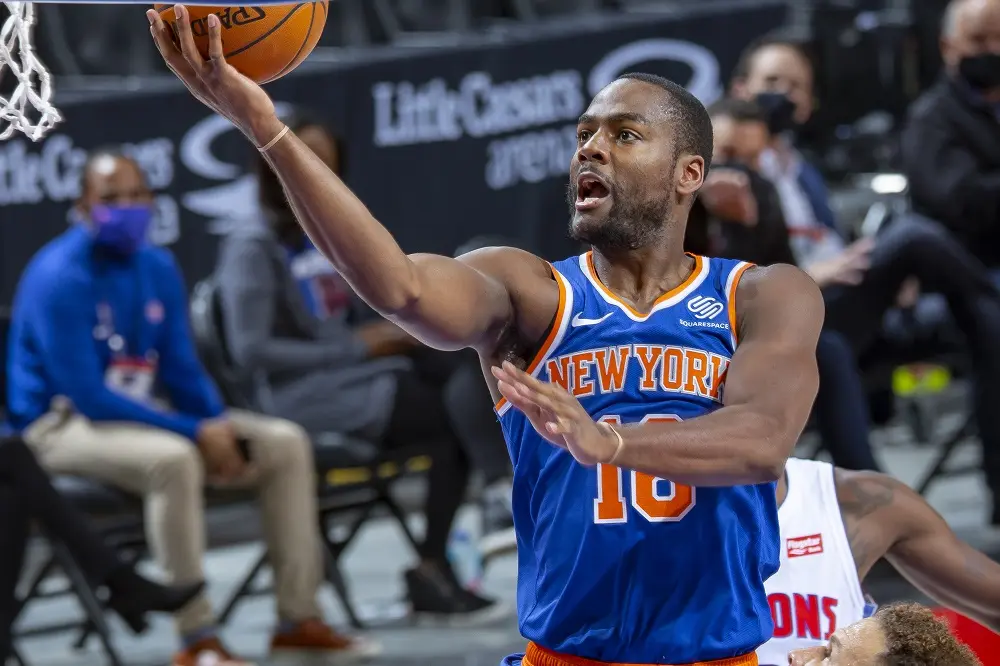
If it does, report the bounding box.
[6,226,224,439]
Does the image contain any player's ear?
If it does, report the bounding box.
[675,155,705,197]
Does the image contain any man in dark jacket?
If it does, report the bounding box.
[689,98,879,473]
[901,0,1000,267]
[731,34,1000,518]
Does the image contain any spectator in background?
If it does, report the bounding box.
[692,98,879,472]
[730,35,1000,518]
[214,110,508,619]
[0,435,204,659]
[901,0,1000,269]
[691,97,795,266]
[5,149,378,666]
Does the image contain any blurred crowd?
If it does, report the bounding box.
[0,0,999,664]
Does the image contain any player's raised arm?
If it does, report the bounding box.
[852,470,1000,633]
[492,263,822,485]
[147,6,543,351]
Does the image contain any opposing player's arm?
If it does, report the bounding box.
[867,472,1000,633]
[610,264,823,485]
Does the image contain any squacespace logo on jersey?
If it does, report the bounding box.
[680,296,730,330]
[370,38,723,191]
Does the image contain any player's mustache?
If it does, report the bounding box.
[567,169,616,199]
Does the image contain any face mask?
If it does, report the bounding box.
[754,92,799,135]
[958,52,1000,91]
[89,204,152,255]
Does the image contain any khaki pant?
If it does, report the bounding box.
[23,406,324,635]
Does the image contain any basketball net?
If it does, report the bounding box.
[0,1,61,141]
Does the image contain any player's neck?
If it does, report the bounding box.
[590,243,692,309]
[775,470,788,508]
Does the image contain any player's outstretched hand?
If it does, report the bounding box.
[493,361,618,467]
[146,5,283,146]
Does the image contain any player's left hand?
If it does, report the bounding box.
[492,361,618,466]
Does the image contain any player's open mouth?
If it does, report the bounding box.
[576,173,611,211]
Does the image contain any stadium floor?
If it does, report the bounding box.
[14,423,1000,665]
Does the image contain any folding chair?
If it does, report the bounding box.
[189,280,427,628]
[10,478,142,666]
[1,309,141,666]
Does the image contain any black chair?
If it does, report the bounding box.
[189,279,427,629]
[859,324,979,496]
[1,310,138,666]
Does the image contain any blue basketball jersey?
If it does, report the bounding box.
[497,252,780,664]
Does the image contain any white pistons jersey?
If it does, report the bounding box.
[756,458,868,666]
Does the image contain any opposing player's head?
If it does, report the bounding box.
[256,107,341,240]
[75,149,154,255]
[729,35,816,132]
[787,603,981,665]
[568,72,713,254]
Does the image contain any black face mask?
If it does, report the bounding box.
[754,92,799,135]
[958,52,1000,91]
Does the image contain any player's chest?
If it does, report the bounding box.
[542,332,732,406]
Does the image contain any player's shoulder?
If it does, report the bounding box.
[738,262,818,297]
[833,467,910,515]
[457,245,555,295]
[457,245,550,274]
[735,263,823,331]
[833,467,937,541]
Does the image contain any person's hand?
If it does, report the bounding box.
[356,320,420,358]
[491,361,617,467]
[699,168,758,227]
[146,5,284,147]
[806,237,875,287]
[195,417,245,480]
[896,276,920,309]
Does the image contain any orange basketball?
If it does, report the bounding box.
[154,2,328,84]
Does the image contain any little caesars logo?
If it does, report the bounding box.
[0,134,180,246]
[371,38,722,191]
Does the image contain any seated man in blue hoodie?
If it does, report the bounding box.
[5,149,379,666]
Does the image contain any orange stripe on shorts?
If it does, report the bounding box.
[522,642,758,666]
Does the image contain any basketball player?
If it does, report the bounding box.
[787,602,981,665]
[149,8,824,664]
[758,458,1000,665]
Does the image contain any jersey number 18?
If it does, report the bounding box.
[594,414,696,524]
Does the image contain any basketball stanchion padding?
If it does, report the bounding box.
[932,607,1000,662]
[154,2,328,84]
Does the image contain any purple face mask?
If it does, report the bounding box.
[90,204,152,255]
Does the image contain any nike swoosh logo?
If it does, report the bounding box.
[571,312,613,327]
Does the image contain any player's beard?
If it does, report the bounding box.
[567,177,673,254]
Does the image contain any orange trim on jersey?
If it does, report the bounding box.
[522,642,758,666]
[585,252,703,318]
[726,262,754,346]
[494,265,568,412]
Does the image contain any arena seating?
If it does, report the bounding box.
[0,292,432,665]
